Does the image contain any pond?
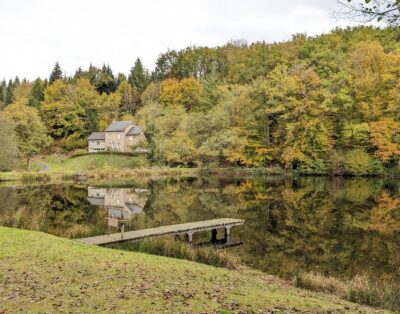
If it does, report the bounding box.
[1,176,400,283]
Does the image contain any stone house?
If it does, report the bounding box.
[88,121,146,153]
[87,186,148,219]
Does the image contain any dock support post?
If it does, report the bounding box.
[185,232,194,244]
[211,228,217,244]
[224,226,231,243]
[120,223,125,240]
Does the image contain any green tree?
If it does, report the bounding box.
[4,79,14,106]
[199,70,221,111]
[93,64,116,95]
[128,58,148,93]
[71,78,101,138]
[117,81,140,115]
[5,103,51,168]
[159,78,201,111]
[343,149,383,175]
[258,64,332,170]
[141,82,161,107]
[40,80,76,138]
[11,81,31,106]
[49,62,63,84]
[28,78,45,107]
[40,78,105,150]
[0,113,19,171]
[0,81,5,109]
[158,131,197,165]
[98,92,121,130]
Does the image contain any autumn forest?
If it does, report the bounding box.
[1,26,400,175]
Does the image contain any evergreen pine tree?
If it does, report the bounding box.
[199,68,220,111]
[4,79,14,106]
[0,81,4,109]
[128,58,148,93]
[14,76,20,86]
[74,67,84,80]
[49,62,63,84]
[93,64,116,95]
[116,73,127,87]
[28,78,45,107]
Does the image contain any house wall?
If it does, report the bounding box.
[88,140,106,153]
[105,132,126,152]
[125,133,146,151]
[89,124,146,153]
[105,188,125,208]
[104,188,146,210]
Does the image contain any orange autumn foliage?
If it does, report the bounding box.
[369,119,400,162]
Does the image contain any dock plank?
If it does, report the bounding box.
[77,218,244,245]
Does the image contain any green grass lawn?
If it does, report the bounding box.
[45,153,149,171]
[0,227,388,313]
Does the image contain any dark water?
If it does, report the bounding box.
[1,176,400,282]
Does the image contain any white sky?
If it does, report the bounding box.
[0,0,355,81]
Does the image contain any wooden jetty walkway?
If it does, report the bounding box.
[77,218,244,246]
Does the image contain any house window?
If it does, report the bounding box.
[129,136,133,141]
[117,134,121,139]
[97,141,100,145]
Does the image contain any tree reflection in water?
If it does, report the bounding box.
[0,176,399,283]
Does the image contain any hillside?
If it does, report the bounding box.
[44,153,149,171]
[2,27,400,176]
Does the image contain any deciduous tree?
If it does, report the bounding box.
[5,103,51,168]
[0,113,19,171]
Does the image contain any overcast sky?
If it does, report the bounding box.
[0,0,356,81]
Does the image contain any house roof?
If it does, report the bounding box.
[126,203,143,214]
[127,125,143,135]
[88,132,105,140]
[105,121,133,132]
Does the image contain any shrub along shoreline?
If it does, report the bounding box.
[296,272,400,312]
[116,238,400,312]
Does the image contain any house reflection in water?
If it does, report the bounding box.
[87,187,148,220]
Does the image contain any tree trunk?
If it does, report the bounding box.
[27,157,30,171]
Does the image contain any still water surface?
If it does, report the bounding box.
[1,176,399,282]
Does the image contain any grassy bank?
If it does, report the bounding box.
[0,154,199,182]
[0,168,198,182]
[296,272,400,312]
[44,153,149,171]
[113,237,241,270]
[0,227,386,313]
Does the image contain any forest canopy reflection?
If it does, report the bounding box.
[0,176,399,283]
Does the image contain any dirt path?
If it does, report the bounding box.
[30,158,50,171]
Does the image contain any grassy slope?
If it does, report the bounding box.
[45,154,149,171]
[0,154,198,182]
[0,228,388,313]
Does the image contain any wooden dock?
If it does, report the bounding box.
[77,218,244,246]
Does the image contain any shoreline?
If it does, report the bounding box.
[1,166,398,183]
[0,167,199,183]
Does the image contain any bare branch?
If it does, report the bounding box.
[336,0,400,25]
